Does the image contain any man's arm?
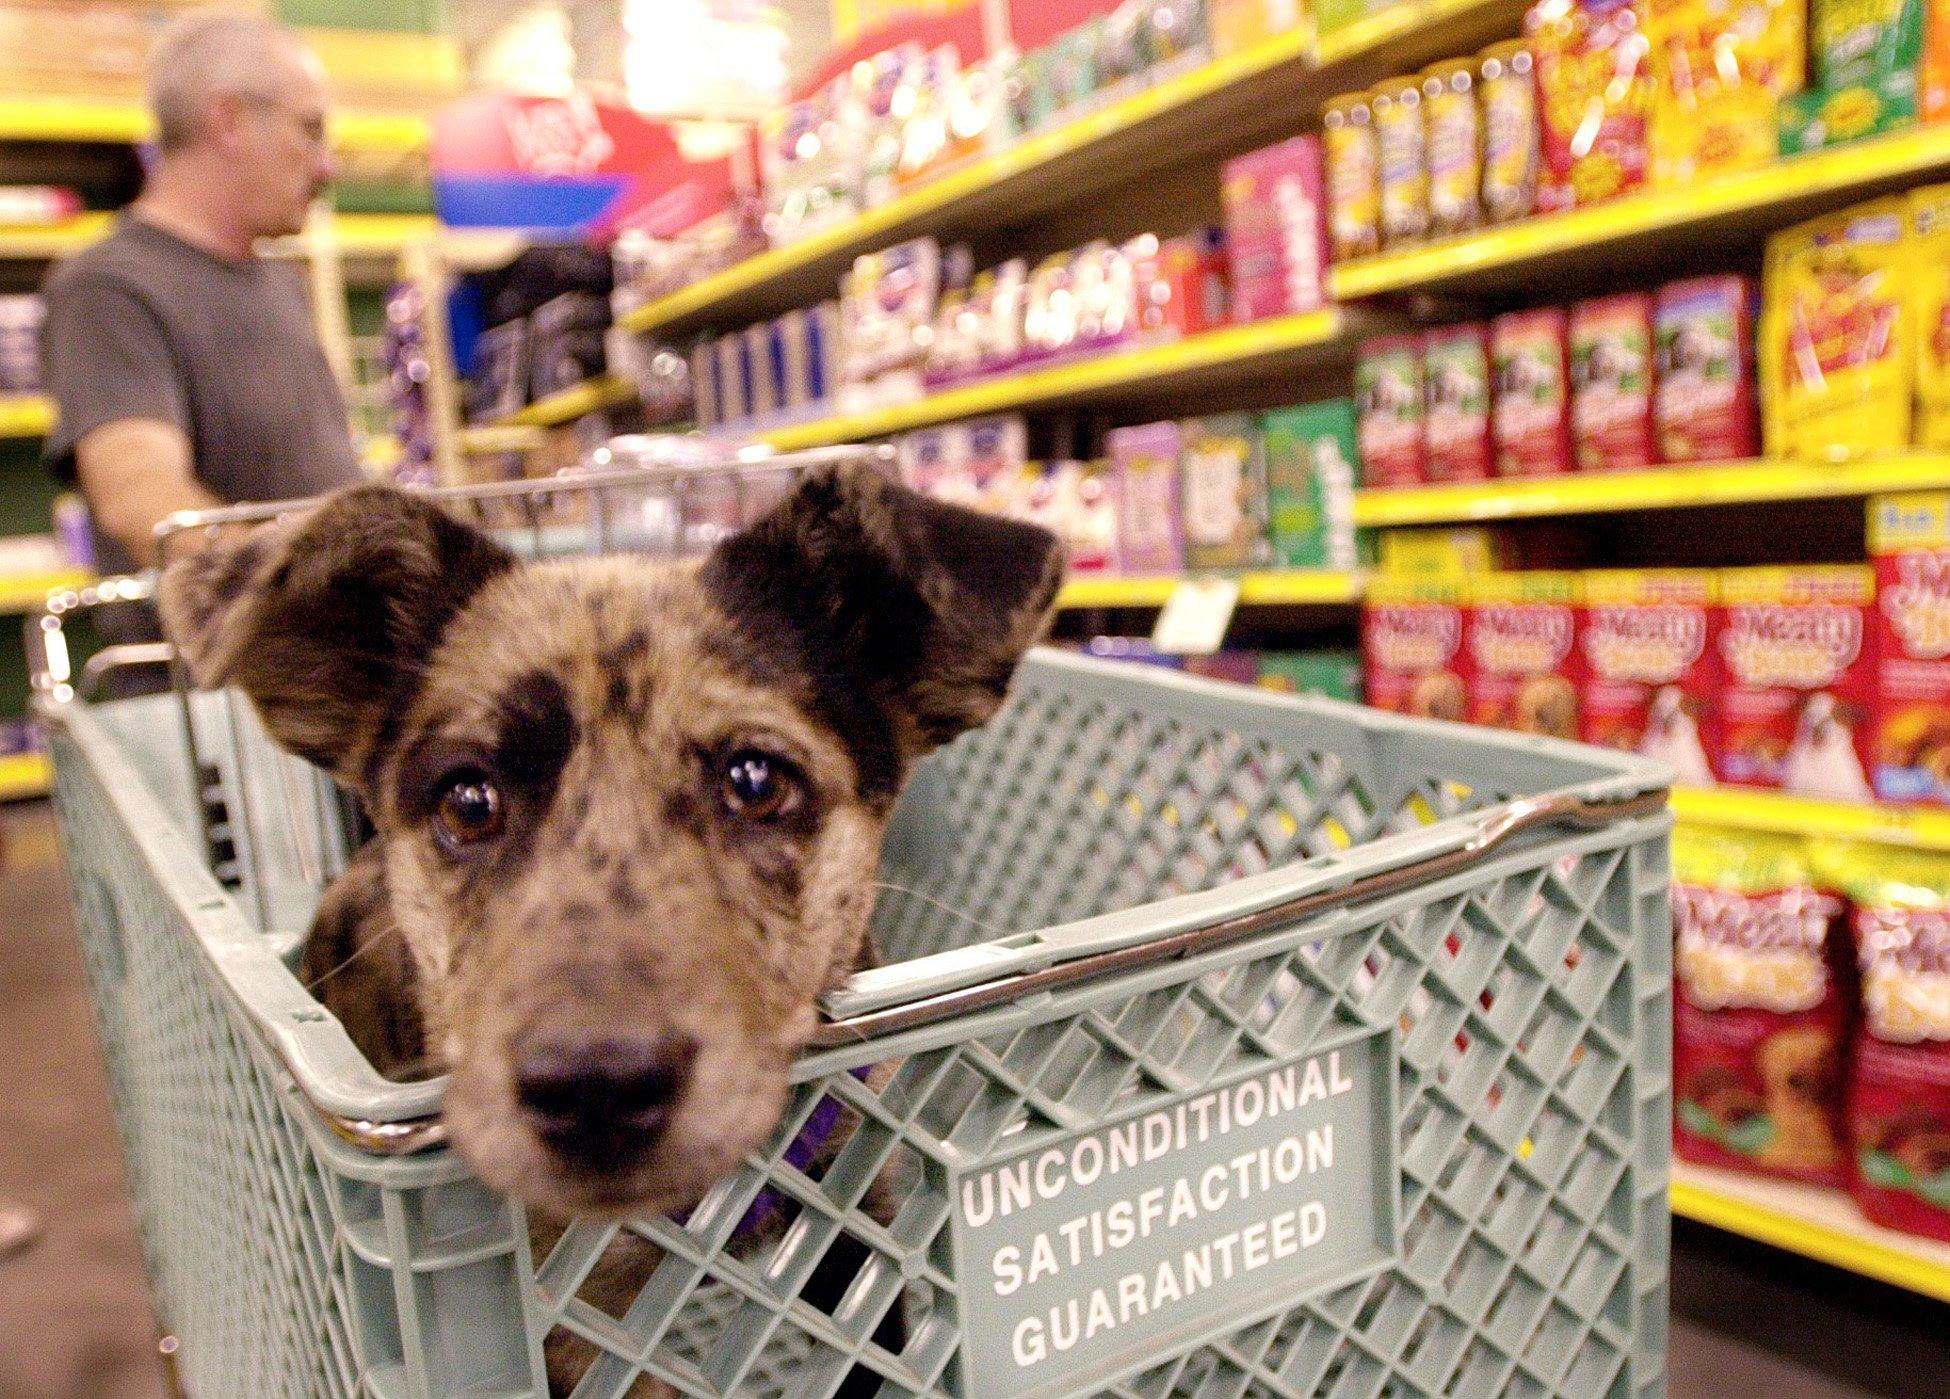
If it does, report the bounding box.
[73,419,224,568]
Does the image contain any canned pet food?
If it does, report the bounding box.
[1479,41,1539,223]
[1323,90,1381,261]
[1373,78,1429,248]
[1422,59,1482,236]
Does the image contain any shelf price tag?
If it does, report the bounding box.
[1152,576,1240,655]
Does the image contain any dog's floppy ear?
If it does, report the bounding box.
[703,460,1063,762]
[158,484,516,779]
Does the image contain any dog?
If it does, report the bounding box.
[159,463,1064,1393]
[1783,691,1872,801]
[1640,685,1713,787]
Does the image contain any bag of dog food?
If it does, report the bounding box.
[1363,573,1470,722]
[1911,184,1950,450]
[1655,275,1760,463]
[1179,413,1273,570]
[1466,571,1583,739]
[1571,293,1657,471]
[1357,334,1428,486]
[1580,569,1719,784]
[1530,0,1652,211]
[1761,199,1914,460]
[1493,308,1574,476]
[1714,565,1878,796]
[1106,421,1185,573]
[1868,491,1950,803]
[1423,324,1495,482]
[1646,0,1807,183]
[1816,842,1950,1241]
[1673,827,1853,1187]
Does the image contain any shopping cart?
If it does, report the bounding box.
[31,446,1676,1399]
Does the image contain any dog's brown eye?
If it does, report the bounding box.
[433,771,505,850]
[720,749,800,820]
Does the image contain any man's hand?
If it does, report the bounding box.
[74,418,225,568]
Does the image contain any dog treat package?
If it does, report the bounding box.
[1259,401,1360,570]
[1132,230,1230,340]
[1357,333,1428,486]
[1106,421,1185,573]
[1423,58,1484,236]
[1423,323,1496,482]
[1222,136,1329,321]
[1580,569,1720,784]
[964,415,1031,518]
[1363,573,1470,722]
[1179,413,1273,570]
[1373,77,1431,248]
[1571,293,1657,471]
[1868,491,1950,802]
[1322,90,1381,261]
[1817,842,1950,1242]
[1183,652,1263,686]
[1761,199,1914,460]
[1256,649,1364,701]
[1493,308,1575,476]
[1910,184,1950,449]
[1672,827,1854,1188]
[1036,460,1121,573]
[1645,0,1807,184]
[1465,571,1583,738]
[1654,275,1760,462]
[1529,0,1652,212]
[1479,41,1542,223]
[840,237,943,382]
[1377,525,1518,575]
[1714,565,1878,797]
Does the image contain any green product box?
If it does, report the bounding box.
[1259,400,1360,571]
[1179,412,1272,570]
[1812,0,1923,91]
[1255,650,1363,702]
[1778,72,1918,154]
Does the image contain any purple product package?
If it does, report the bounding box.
[1106,420,1185,574]
[1221,135,1328,323]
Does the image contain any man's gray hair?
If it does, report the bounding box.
[148,8,309,152]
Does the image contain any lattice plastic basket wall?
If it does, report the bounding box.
[43,650,1674,1399]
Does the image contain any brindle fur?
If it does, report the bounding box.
[158,465,1062,1396]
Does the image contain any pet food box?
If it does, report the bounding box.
[1179,413,1273,569]
[1255,649,1363,701]
[1672,827,1854,1189]
[1579,569,1719,786]
[1362,573,1470,722]
[1654,275,1759,463]
[1868,491,1950,803]
[1106,421,1186,573]
[1492,308,1574,476]
[1221,136,1329,322]
[1259,401,1359,570]
[1530,0,1652,211]
[1423,323,1495,482]
[1465,571,1583,739]
[1032,460,1121,574]
[1714,565,1878,798]
[1376,526,1517,576]
[1818,843,1950,1244]
[1570,293,1656,471]
[1911,184,1950,449]
[1356,333,1427,486]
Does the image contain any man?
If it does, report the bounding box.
[41,10,360,576]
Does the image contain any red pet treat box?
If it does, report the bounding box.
[1571,292,1656,471]
[1357,333,1427,486]
[1423,322,1495,482]
[1492,308,1574,476]
[1465,571,1582,740]
[1869,492,1950,805]
[1221,135,1328,322]
[1579,569,1719,786]
[1362,573,1469,722]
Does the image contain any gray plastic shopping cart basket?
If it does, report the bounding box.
[31,449,1674,1399]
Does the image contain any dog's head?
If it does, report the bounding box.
[160,464,1062,1216]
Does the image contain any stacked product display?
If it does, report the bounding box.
[0,294,43,395]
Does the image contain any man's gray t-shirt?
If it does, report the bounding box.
[41,214,361,576]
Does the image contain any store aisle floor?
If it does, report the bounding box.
[0,797,1945,1399]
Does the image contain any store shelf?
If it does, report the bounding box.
[1057,570,1366,609]
[1672,1161,1950,1304]
[1352,453,1950,527]
[0,213,114,260]
[0,752,49,804]
[0,395,54,439]
[1672,786,1950,852]
[1333,122,1950,300]
[0,567,90,616]
[618,0,1527,339]
[752,309,1350,451]
[0,100,429,159]
[0,213,437,264]
[489,376,637,430]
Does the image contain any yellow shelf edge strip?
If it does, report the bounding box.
[492,375,636,430]
[1671,1167,1950,1304]
[0,99,429,157]
[1333,122,1950,298]
[757,310,1346,451]
[0,568,92,617]
[0,751,50,803]
[1672,786,1950,851]
[2,213,435,263]
[1352,453,1950,526]
[1056,570,1366,609]
[0,395,55,439]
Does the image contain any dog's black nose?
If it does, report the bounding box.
[513,1034,695,1168]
